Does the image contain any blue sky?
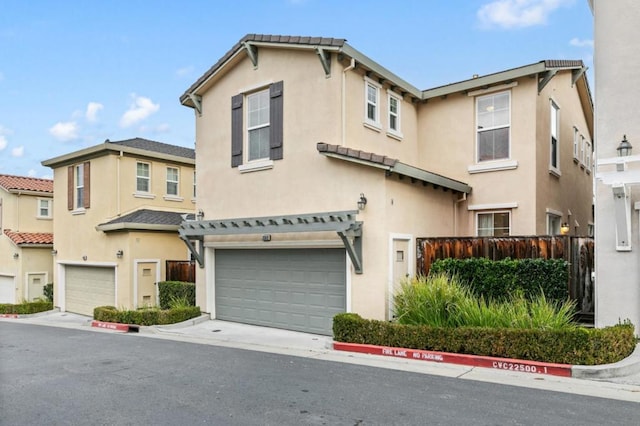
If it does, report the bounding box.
[0,0,593,179]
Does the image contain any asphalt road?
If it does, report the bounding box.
[1,322,638,425]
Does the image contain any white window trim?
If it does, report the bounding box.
[75,163,84,210]
[37,198,52,219]
[364,77,381,129]
[476,210,511,237]
[546,212,562,235]
[467,159,518,174]
[584,140,592,172]
[163,195,184,202]
[246,88,271,163]
[136,161,151,193]
[549,99,561,176]
[476,91,511,163]
[468,202,518,211]
[573,127,580,162]
[133,192,156,200]
[386,90,403,139]
[166,167,180,197]
[238,159,274,173]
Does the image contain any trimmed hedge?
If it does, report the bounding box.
[429,257,569,303]
[0,301,53,314]
[93,305,202,326]
[158,281,195,309]
[333,313,636,365]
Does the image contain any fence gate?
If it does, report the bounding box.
[166,260,196,283]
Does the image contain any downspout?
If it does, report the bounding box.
[454,193,467,236]
[342,58,356,146]
[117,151,123,215]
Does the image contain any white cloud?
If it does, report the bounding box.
[0,125,12,149]
[477,0,574,29]
[0,135,7,150]
[27,169,37,177]
[570,37,593,48]
[11,146,24,157]
[120,95,159,128]
[155,123,171,133]
[49,121,79,141]
[175,66,193,78]
[86,102,104,122]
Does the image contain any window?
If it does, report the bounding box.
[387,91,402,138]
[166,167,179,196]
[247,89,270,162]
[193,170,196,199]
[137,162,150,192]
[231,81,283,168]
[38,198,52,218]
[547,214,561,235]
[550,100,560,173]
[67,162,90,211]
[364,78,380,127]
[476,92,510,162]
[477,211,510,236]
[580,135,585,166]
[573,127,580,161]
[584,140,592,171]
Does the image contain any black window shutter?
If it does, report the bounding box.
[269,81,284,160]
[231,94,243,167]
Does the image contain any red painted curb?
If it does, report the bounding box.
[333,342,572,377]
[0,314,20,319]
[91,320,131,332]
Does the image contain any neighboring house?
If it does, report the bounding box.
[179,34,593,335]
[590,0,640,332]
[41,138,195,316]
[0,174,54,303]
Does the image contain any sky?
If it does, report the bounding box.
[0,0,593,179]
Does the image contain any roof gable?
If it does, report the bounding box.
[0,174,53,194]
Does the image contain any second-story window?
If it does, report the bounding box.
[137,162,150,192]
[67,161,90,211]
[166,167,179,196]
[550,100,560,173]
[193,170,196,198]
[387,91,402,138]
[476,91,510,162]
[75,163,84,208]
[38,198,52,218]
[364,78,381,127]
[247,89,270,162]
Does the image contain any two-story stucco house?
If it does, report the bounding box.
[179,34,593,335]
[42,138,196,316]
[0,174,54,303]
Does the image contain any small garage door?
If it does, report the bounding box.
[0,275,15,304]
[65,266,115,317]
[215,248,346,335]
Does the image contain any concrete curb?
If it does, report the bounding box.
[334,342,640,379]
[89,314,211,334]
[0,308,60,319]
[148,313,212,331]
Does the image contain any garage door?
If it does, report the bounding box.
[0,275,15,304]
[65,266,115,317]
[215,248,346,335]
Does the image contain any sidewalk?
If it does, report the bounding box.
[4,310,640,402]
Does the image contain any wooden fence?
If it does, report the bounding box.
[417,236,594,321]
[166,260,196,283]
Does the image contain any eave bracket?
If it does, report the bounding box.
[243,42,258,68]
[188,93,202,116]
[538,69,558,93]
[316,47,331,78]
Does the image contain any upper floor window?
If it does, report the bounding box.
[364,78,381,128]
[38,198,52,218]
[231,81,283,170]
[247,89,270,162]
[193,170,197,199]
[137,162,150,192]
[550,100,560,174]
[477,211,510,236]
[573,127,580,161]
[584,140,592,171]
[166,167,179,196]
[67,162,90,211]
[387,91,402,138]
[476,91,510,162]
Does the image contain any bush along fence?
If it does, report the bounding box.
[333,313,636,366]
[0,301,53,315]
[417,236,594,323]
[158,281,196,309]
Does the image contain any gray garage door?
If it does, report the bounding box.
[65,266,116,317]
[215,248,346,335]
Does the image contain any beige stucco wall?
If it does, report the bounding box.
[593,0,640,331]
[49,150,194,311]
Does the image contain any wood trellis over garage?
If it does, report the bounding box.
[179,210,364,273]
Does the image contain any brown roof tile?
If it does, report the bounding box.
[316,142,398,167]
[4,229,54,246]
[0,174,53,193]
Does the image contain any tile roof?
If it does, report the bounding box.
[99,209,195,227]
[4,229,54,246]
[108,138,195,159]
[181,34,346,103]
[0,174,53,193]
[316,143,398,167]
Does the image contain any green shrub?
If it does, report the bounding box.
[429,257,569,303]
[0,301,53,314]
[158,281,195,309]
[93,305,201,326]
[43,283,53,303]
[333,313,635,365]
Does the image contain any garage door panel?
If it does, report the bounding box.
[215,248,346,335]
[65,266,115,317]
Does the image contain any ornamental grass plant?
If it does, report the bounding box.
[393,273,577,330]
